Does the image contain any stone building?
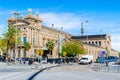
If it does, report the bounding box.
[7,9,119,60]
[7,10,71,59]
[72,34,118,60]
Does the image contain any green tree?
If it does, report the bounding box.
[24,42,31,51]
[46,40,54,51]
[3,26,16,61]
[1,26,21,63]
[0,38,7,53]
[62,40,85,57]
[46,40,54,55]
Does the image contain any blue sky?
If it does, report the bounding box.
[0,0,120,51]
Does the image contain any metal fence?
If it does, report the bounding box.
[98,63,120,73]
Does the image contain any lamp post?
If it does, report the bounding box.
[58,35,62,64]
[85,20,89,55]
[13,12,21,63]
[100,30,103,47]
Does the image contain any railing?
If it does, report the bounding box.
[91,62,120,73]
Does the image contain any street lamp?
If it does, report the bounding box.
[85,20,89,55]
[13,12,21,63]
[100,30,103,48]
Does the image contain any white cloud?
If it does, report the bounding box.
[111,34,120,51]
[40,12,83,30]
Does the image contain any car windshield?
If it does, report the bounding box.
[42,58,46,60]
[81,58,88,60]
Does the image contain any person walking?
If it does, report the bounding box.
[105,60,109,66]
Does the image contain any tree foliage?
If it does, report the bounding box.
[62,40,85,57]
[0,26,21,57]
[46,40,54,51]
[0,38,7,53]
[4,26,16,50]
[24,42,31,51]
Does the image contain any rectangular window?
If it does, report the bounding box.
[32,37,35,45]
[24,49,26,58]
[42,40,44,46]
[13,50,15,58]
[23,37,26,44]
[18,49,20,58]
[34,49,36,57]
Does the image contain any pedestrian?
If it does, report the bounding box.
[23,59,26,64]
[105,60,109,66]
[19,58,22,64]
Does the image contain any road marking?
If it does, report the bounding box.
[5,72,34,80]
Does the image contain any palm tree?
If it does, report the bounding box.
[2,26,21,63]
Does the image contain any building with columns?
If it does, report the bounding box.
[7,9,71,59]
[7,9,119,61]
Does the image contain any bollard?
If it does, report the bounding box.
[108,66,109,72]
[118,66,120,73]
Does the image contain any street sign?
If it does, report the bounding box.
[98,51,106,58]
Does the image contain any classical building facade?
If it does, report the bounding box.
[7,10,119,61]
[7,10,71,59]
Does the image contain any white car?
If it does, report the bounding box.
[41,58,47,64]
[79,55,93,64]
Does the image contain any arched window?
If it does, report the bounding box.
[99,41,101,46]
[89,42,91,44]
[92,42,94,45]
[23,37,26,45]
[95,41,98,45]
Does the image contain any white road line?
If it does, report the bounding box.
[5,71,35,80]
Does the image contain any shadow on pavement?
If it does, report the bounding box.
[27,65,60,80]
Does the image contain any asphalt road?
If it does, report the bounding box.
[0,63,120,80]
